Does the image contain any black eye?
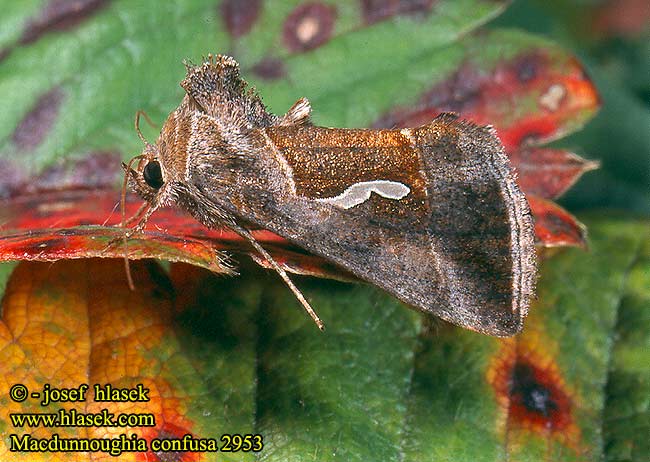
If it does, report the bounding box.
[143,161,163,189]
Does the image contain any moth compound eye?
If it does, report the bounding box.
[143,161,163,189]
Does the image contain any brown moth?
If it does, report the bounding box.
[122,54,536,337]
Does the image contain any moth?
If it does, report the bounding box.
[122,54,536,337]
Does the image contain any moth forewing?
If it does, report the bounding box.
[229,118,536,336]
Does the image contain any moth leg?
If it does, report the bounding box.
[232,224,325,331]
[123,202,150,227]
[121,202,162,291]
[104,201,157,291]
[125,202,157,237]
[106,202,154,246]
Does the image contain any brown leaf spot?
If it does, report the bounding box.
[220,0,262,38]
[12,87,65,152]
[422,63,484,114]
[360,0,436,24]
[0,160,28,199]
[514,53,542,83]
[373,62,482,128]
[31,151,122,193]
[487,338,583,451]
[0,151,121,198]
[374,52,554,129]
[509,362,567,420]
[142,422,198,462]
[283,2,337,52]
[155,452,182,462]
[0,47,12,64]
[21,0,110,44]
[251,56,287,80]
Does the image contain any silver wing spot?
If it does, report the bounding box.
[317,180,410,209]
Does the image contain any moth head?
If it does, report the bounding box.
[122,144,165,203]
[122,111,170,205]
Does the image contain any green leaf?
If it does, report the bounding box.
[254,216,648,462]
[0,1,646,461]
[603,225,650,461]
[0,0,506,171]
[2,216,647,461]
[255,278,419,461]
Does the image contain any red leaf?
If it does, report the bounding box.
[0,189,344,278]
[0,33,600,272]
[376,52,599,150]
[528,195,588,248]
[510,147,600,199]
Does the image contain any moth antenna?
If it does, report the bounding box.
[234,225,325,331]
[120,154,146,291]
[134,110,156,145]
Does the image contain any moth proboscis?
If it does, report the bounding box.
[119,54,537,337]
